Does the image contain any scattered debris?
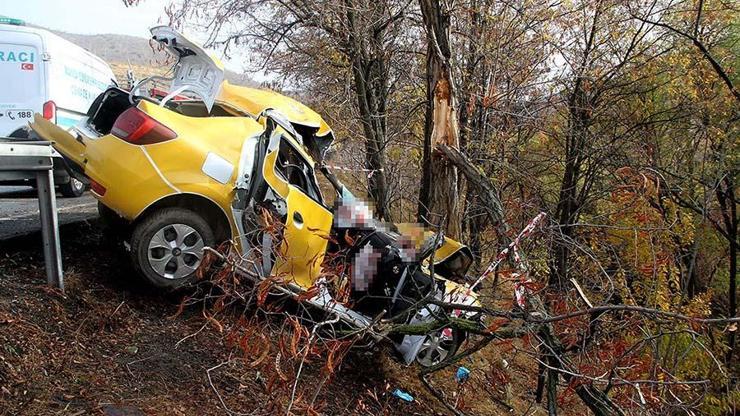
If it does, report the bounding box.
[102,404,146,416]
[392,388,414,402]
[456,366,470,383]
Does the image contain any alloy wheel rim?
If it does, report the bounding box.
[71,178,83,191]
[416,331,454,367]
[147,223,204,280]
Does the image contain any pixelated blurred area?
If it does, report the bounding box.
[352,243,380,291]
[334,195,375,229]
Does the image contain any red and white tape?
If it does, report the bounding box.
[324,164,384,179]
[469,212,547,307]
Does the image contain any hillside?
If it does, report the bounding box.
[51,30,256,86]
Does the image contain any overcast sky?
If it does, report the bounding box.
[0,0,248,74]
[0,0,170,37]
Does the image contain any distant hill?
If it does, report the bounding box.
[50,30,256,86]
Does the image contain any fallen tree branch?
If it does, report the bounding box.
[534,304,740,325]
[437,144,506,230]
[421,298,740,326]
[529,296,626,416]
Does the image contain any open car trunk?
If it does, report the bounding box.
[86,88,133,136]
[85,87,243,137]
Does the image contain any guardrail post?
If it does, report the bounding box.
[36,169,64,291]
[1,139,65,292]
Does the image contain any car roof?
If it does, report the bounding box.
[217,82,333,139]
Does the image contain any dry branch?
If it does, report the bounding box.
[436,144,506,229]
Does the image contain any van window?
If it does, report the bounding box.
[275,137,323,204]
[0,42,43,101]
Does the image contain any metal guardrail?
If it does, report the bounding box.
[0,140,64,291]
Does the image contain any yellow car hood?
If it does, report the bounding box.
[217,82,336,160]
[396,223,474,267]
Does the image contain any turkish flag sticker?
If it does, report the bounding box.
[21,63,34,71]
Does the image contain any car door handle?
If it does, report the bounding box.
[293,212,303,225]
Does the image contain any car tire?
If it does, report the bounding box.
[60,177,86,198]
[130,207,214,290]
[8,126,31,138]
[415,328,463,368]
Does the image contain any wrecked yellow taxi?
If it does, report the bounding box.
[31,26,482,366]
[31,26,335,288]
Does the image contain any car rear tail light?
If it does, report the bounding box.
[111,107,177,145]
[90,180,106,196]
[42,100,56,123]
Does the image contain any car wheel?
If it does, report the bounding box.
[60,177,86,198]
[8,126,31,138]
[130,207,214,289]
[415,328,462,367]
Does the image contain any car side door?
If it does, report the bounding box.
[260,130,333,289]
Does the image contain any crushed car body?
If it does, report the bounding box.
[30,26,482,367]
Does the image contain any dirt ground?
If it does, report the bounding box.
[0,219,557,415]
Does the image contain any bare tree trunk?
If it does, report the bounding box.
[344,1,393,221]
[548,5,600,289]
[546,360,558,416]
[349,57,392,221]
[458,2,497,261]
[437,144,504,227]
[549,82,591,288]
[417,0,461,238]
[728,224,737,359]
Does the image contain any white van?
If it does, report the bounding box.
[0,16,116,196]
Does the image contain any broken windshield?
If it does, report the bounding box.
[275,136,323,205]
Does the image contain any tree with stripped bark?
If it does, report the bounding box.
[417,0,462,237]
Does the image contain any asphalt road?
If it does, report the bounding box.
[0,186,98,240]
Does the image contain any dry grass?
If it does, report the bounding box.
[0,220,582,415]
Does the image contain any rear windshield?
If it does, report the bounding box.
[0,42,43,101]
